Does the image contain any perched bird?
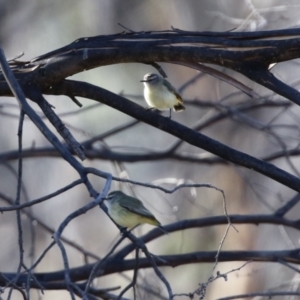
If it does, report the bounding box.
[105,190,167,234]
[140,73,185,118]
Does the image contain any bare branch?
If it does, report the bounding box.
[47,79,300,193]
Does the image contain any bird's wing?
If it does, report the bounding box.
[120,197,156,219]
[164,80,183,103]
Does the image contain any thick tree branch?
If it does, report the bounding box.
[25,88,86,160]
[46,79,300,193]
[240,64,300,106]
[2,28,300,103]
[2,248,300,289]
[0,213,298,289]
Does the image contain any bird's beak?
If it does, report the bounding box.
[140,79,147,82]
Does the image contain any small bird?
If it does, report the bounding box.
[105,190,167,234]
[140,73,185,118]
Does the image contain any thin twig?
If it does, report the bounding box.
[86,166,224,195]
[31,92,86,160]
[118,247,140,299]
[275,193,300,217]
[0,179,83,212]
[53,179,112,299]
[7,110,25,300]
[85,233,127,293]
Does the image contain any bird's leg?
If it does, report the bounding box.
[168,108,172,119]
[129,224,140,232]
[145,107,155,111]
[120,226,128,237]
[120,224,140,237]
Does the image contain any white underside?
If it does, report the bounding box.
[144,85,178,110]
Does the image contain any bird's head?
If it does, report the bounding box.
[106,190,124,201]
[140,73,161,85]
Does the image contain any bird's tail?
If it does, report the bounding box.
[150,218,169,235]
[173,103,186,112]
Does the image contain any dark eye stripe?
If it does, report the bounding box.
[108,191,119,198]
[145,75,158,81]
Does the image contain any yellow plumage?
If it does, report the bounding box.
[105,191,167,233]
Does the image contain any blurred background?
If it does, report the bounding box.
[1,0,300,299]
